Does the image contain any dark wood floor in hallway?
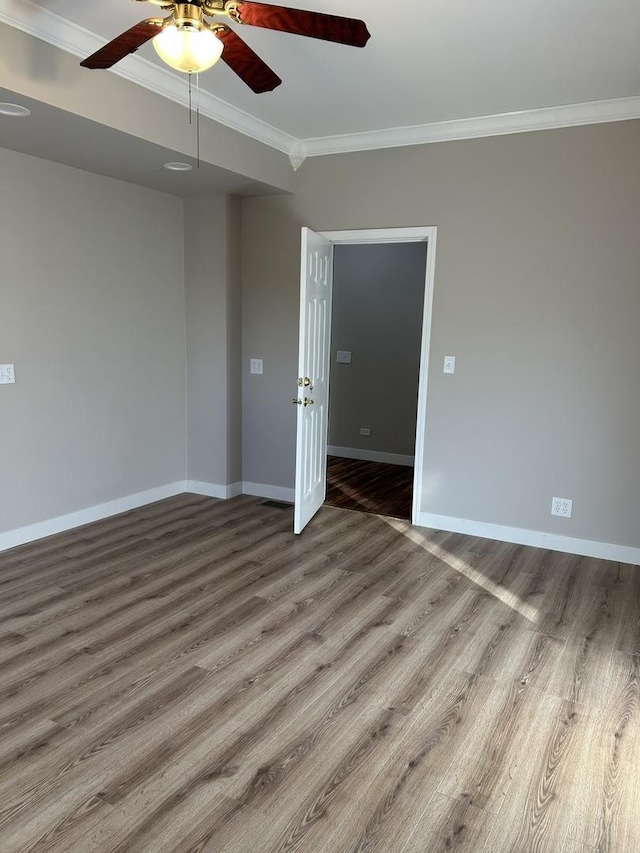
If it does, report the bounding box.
[325,455,413,519]
[1,493,639,852]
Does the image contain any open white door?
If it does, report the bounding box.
[294,228,334,534]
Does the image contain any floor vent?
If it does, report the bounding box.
[261,500,294,511]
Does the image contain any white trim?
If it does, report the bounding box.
[301,96,640,158]
[186,480,243,499]
[327,446,414,467]
[321,227,432,244]
[0,481,186,554]
[3,479,636,566]
[412,229,437,526]
[0,479,285,553]
[0,0,296,156]
[288,141,306,171]
[242,482,295,503]
[417,513,640,567]
[320,226,437,528]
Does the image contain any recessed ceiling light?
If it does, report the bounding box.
[163,162,192,171]
[0,103,31,117]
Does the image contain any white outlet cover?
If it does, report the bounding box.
[443,356,456,374]
[336,351,352,364]
[0,364,15,384]
[249,358,263,375]
[551,497,573,518]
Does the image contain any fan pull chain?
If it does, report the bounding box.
[185,73,200,169]
[196,72,201,169]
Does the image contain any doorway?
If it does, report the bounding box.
[324,240,427,520]
[294,226,437,533]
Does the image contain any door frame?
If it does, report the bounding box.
[320,226,437,525]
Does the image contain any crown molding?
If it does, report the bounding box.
[2,0,639,165]
[300,95,640,159]
[0,0,297,156]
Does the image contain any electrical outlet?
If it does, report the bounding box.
[0,364,15,384]
[336,351,352,364]
[249,358,263,375]
[443,356,456,374]
[551,497,572,518]
[360,428,371,436]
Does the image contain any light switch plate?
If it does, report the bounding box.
[0,364,15,384]
[336,351,352,364]
[250,358,263,375]
[443,356,456,374]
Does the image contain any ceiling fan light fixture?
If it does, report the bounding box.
[153,24,223,74]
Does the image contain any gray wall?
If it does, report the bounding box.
[328,242,426,458]
[227,197,243,486]
[0,148,186,533]
[240,120,640,548]
[185,194,242,487]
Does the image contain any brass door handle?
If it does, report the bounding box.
[297,377,313,390]
[303,397,314,407]
[292,397,314,406]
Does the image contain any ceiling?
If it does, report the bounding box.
[19,0,640,139]
[1,0,639,194]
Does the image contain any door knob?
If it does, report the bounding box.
[303,397,314,407]
[297,377,313,390]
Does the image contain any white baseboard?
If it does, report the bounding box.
[186,480,243,499]
[418,512,640,566]
[0,481,186,554]
[3,480,637,569]
[241,482,295,503]
[327,445,414,467]
[0,478,287,554]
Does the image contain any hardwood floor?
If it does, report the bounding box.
[325,455,413,519]
[0,493,639,852]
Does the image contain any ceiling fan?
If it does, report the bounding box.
[80,0,370,93]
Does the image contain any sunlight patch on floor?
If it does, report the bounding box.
[383,516,540,625]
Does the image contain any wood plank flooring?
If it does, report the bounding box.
[325,455,413,519]
[0,494,639,852]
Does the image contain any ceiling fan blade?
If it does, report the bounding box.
[216,26,282,93]
[80,19,163,69]
[230,1,370,47]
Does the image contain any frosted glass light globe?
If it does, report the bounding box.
[153,25,223,73]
